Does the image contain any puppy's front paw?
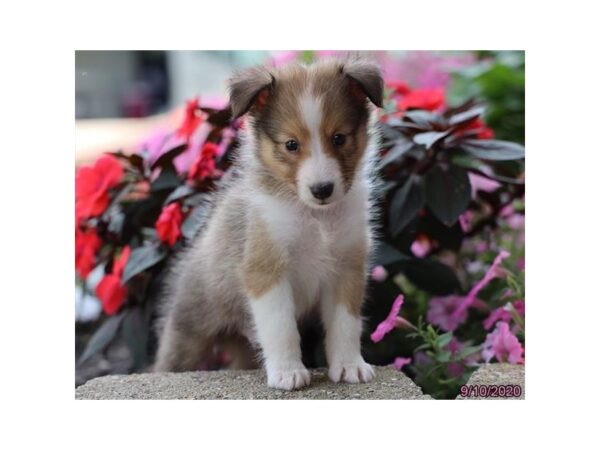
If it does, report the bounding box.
[267,364,311,390]
[329,358,375,384]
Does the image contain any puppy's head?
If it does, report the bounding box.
[229,58,383,208]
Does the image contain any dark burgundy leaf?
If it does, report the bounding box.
[110,151,146,175]
[121,307,149,371]
[373,241,410,266]
[425,165,471,226]
[404,259,461,295]
[78,314,125,364]
[448,106,485,126]
[181,206,208,240]
[150,143,187,171]
[389,176,426,237]
[164,184,196,205]
[377,138,415,169]
[413,130,452,150]
[122,243,167,283]
[460,139,525,161]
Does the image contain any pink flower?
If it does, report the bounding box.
[481,322,524,364]
[426,295,468,332]
[483,306,513,330]
[459,210,473,233]
[506,214,525,230]
[513,300,525,315]
[451,250,510,322]
[411,234,432,258]
[370,294,404,343]
[469,173,501,197]
[270,51,299,67]
[371,265,388,282]
[393,357,412,371]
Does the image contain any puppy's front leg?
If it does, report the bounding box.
[248,279,310,390]
[321,264,374,384]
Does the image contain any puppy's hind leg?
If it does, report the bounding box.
[154,312,215,373]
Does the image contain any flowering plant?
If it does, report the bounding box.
[75,51,525,398]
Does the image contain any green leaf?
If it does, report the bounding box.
[181,206,208,240]
[434,351,452,363]
[373,241,410,266]
[122,243,167,283]
[413,343,431,352]
[460,139,525,161]
[435,332,453,349]
[388,176,426,237]
[78,314,125,364]
[120,307,149,371]
[150,144,187,171]
[425,165,471,226]
[456,345,482,360]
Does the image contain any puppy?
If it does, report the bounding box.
[154,58,383,390]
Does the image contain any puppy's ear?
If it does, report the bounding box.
[228,66,275,119]
[343,60,384,108]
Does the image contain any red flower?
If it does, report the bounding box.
[95,246,130,316]
[76,154,123,222]
[455,117,495,140]
[75,227,101,279]
[396,87,445,112]
[156,203,183,246]
[177,97,202,141]
[387,80,411,96]
[188,141,218,181]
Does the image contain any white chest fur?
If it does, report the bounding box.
[251,182,369,316]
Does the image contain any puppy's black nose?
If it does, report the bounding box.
[310,182,334,200]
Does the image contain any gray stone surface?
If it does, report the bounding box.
[76,366,431,400]
[457,363,525,400]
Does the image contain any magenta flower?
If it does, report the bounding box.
[426,295,468,332]
[458,210,473,233]
[469,172,501,197]
[370,294,404,343]
[483,307,511,330]
[411,237,431,258]
[451,250,511,322]
[371,265,388,282]
[393,357,412,371]
[481,322,524,364]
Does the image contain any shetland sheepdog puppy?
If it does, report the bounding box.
[154,58,383,390]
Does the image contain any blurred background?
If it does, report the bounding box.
[75,50,524,163]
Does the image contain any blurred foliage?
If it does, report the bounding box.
[448,51,525,144]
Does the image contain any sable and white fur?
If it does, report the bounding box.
[154,58,383,390]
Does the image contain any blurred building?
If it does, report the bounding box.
[75,51,268,119]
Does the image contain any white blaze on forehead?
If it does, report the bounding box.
[299,91,323,157]
[297,91,342,202]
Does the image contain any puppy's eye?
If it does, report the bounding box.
[285,139,299,152]
[332,133,346,147]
